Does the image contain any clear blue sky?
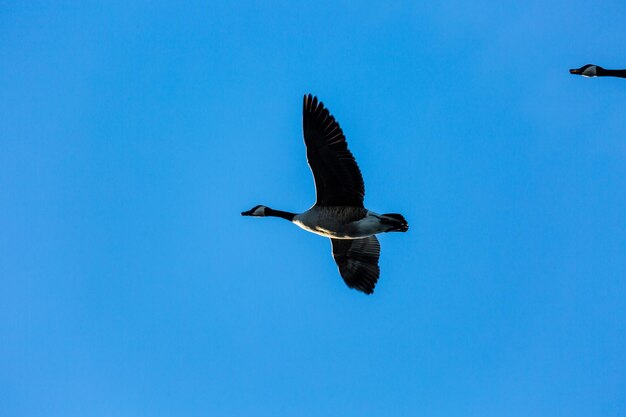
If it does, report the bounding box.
[2,1,626,416]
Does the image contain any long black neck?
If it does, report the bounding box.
[598,68,626,78]
[266,208,295,221]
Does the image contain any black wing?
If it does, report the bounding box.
[302,94,365,207]
[331,236,380,295]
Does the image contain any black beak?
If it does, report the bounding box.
[570,68,582,75]
[241,209,253,216]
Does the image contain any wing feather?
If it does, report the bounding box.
[303,94,365,207]
[331,236,381,294]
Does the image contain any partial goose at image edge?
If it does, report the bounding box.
[569,64,626,78]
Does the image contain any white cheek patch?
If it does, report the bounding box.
[253,206,266,216]
[582,65,597,77]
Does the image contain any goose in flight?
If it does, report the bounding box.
[570,64,626,78]
[242,94,408,295]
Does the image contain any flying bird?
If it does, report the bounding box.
[242,94,408,295]
[570,64,626,78]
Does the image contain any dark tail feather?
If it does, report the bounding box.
[382,213,409,232]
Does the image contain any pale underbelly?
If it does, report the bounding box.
[292,218,384,239]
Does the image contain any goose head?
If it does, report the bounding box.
[241,205,268,217]
[570,64,602,77]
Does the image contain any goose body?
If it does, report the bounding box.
[242,94,408,295]
[570,64,626,78]
[293,207,406,239]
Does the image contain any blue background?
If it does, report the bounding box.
[2,1,626,416]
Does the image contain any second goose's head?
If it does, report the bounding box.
[570,64,602,77]
[241,205,268,217]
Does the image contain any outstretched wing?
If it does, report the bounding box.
[331,236,380,294]
[302,94,365,207]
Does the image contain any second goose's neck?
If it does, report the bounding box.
[266,208,296,221]
[599,68,626,78]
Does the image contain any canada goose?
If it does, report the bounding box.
[242,94,408,295]
[569,64,626,78]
